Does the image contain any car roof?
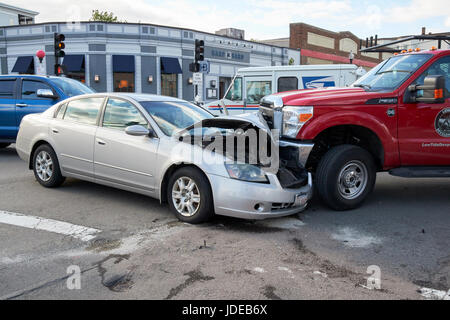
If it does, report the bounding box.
[0,74,62,80]
[96,93,187,103]
[68,92,188,103]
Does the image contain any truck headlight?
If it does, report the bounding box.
[225,163,268,183]
[282,106,314,138]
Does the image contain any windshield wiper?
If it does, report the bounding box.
[376,70,412,75]
[353,83,371,90]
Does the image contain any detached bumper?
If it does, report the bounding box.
[209,172,313,220]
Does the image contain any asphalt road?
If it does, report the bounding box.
[0,145,449,300]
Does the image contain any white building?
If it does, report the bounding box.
[0,2,38,26]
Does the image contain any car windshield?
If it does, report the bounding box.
[352,54,432,91]
[140,101,213,136]
[51,77,95,97]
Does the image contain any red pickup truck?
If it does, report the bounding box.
[260,48,450,210]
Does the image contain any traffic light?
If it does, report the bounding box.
[54,33,65,76]
[189,39,205,72]
[54,33,65,58]
[189,62,200,73]
[195,39,205,62]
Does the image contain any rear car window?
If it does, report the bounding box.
[0,80,16,98]
[63,97,104,125]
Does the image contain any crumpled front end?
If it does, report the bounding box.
[175,112,314,219]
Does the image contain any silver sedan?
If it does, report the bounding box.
[15,93,312,223]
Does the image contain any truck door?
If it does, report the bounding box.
[244,77,272,113]
[16,79,57,128]
[398,55,450,165]
[0,78,18,141]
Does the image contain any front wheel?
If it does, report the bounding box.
[0,143,11,149]
[315,145,376,210]
[32,144,65,188]
[167,167,214,224]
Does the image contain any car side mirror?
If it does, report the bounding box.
[408,75,445,104]
[36,89,58,99]
[125,125,151,137]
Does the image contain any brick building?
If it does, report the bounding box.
[289,23,388,69]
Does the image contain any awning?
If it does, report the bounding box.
[161,57,182,74]
[62,55,85,72]
[12,56,34,74]
[113,55,135,73]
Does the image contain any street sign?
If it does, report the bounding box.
[193,72,203,85]
[199,61,210,73]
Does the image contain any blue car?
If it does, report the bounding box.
[0,75,94,148]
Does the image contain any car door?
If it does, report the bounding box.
[0,78,18,142]
[16,79,58,129]
[94,97,159,194]
[398,55,450,166]
[50,96,105,180]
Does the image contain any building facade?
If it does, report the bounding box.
[378,28,450,51]
[0,21,300,103]
[0,2,38,26]
[289,23,386,69]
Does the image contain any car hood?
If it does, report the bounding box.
[275,87,395,106]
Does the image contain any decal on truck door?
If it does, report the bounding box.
[302,76,335,89]
[435,108,450,137]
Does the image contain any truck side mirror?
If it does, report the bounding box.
[408,75,445,104]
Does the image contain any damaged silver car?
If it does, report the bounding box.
[16,93,312,223]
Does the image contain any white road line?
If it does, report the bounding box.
[0,210,101,242]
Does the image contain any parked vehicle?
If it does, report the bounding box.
[15,93,312,223]
[259,48,450,210]
[0,75,94,148]
[204,64,366,116]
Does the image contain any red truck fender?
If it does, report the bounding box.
[297,110,400,169]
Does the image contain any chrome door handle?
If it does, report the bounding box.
[52,128,59,133]
[16,103,28,107]
[97,139,106,145]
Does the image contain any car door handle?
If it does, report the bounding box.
[51,128,59,133]
[97,139,106,145]
[16,103,28,107]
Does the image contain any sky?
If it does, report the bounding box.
[9,0,450,40]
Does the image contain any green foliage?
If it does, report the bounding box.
[90,10,124,23]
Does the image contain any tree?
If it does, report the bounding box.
[90,10,123,23]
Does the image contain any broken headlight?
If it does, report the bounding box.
[225,163,268,183]
[282,106,314,138]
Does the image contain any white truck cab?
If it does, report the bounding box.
[204,64,366,115]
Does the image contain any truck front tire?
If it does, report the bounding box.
[316,145,376,210]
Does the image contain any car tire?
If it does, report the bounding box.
[167,167,214,224]
[32,144,65,188]
[0,143,10,148]
[315,144,376,211]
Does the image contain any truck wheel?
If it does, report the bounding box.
[32,144,65,188]
[316,145,376,210]
[167,167,214,224]
[0,143,10,148]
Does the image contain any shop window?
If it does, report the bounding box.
[113,72,135,92]
[161,73,178,97]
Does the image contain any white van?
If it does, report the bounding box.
[204,64,366,115]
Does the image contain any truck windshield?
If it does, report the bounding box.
[52,77,95,97]
[352,54,432,91]
[225,77,242,101]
